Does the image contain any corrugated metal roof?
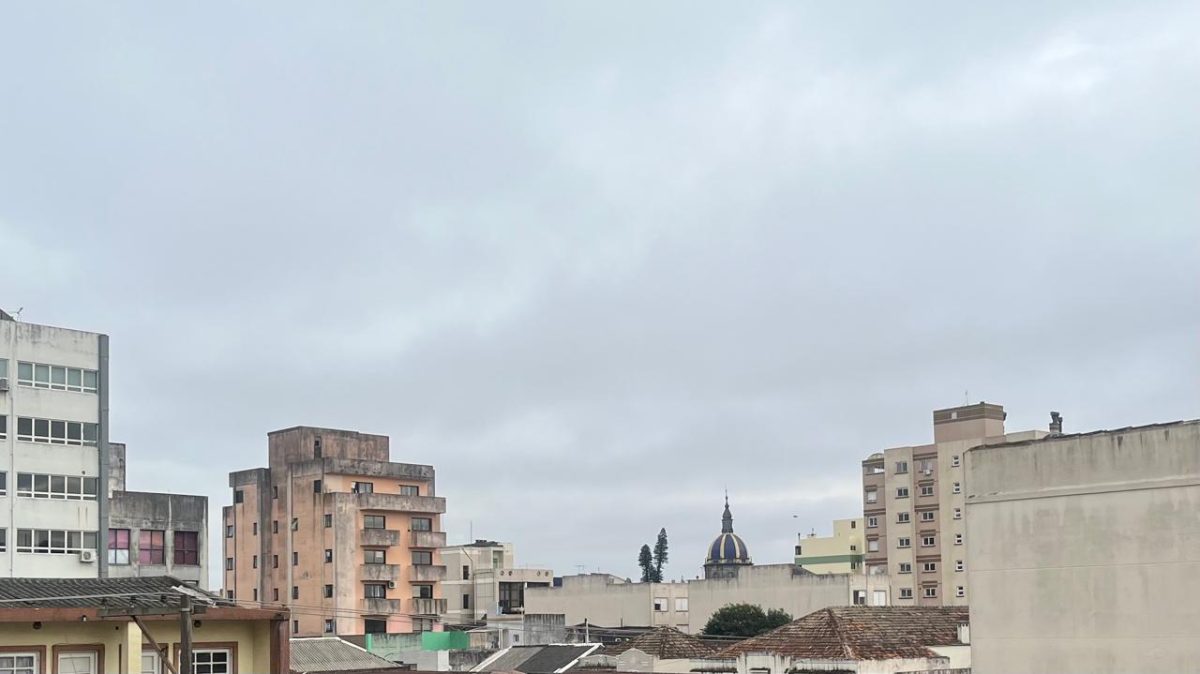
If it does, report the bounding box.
[290,637,402,673]
[0,576,205,609]
[516,645,598,673]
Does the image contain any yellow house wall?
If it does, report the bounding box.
[0,618,272,674]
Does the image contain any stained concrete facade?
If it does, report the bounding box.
[965,420,1200,674]
[223,426,446,637]
[525,574,692,631]
[862,402,1046,606]
[0,313,108,578]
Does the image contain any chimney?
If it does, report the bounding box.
[1049,411,1063,435]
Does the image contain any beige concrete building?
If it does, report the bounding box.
[965,419,1200,674]
[793,518,863,574]
[222,426,446,637]
[861,401,1046,606]
[442,539,553,625]
[525,574,692,631]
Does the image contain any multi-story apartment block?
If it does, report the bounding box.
[0,310,109,578]
[222,426,447,637]
[794,518,864,574]
[861,402,1045,606]
[441,540,553,625]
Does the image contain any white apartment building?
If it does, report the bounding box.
[0,310,109,578]
[442,540,553,626]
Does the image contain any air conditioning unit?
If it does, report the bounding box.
[387,580,397,590]
[79,549,97,563]
[0,378,9,392]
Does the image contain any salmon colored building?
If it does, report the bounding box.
[222,427,447,637]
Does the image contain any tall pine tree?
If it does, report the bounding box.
[652,528,669,582]
[638,544,654,582]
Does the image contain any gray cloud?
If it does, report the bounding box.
[2,1,1197,585]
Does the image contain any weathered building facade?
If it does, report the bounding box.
[222,426,447,636]
[441,540,553,625]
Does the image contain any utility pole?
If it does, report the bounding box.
[179,595,194,674]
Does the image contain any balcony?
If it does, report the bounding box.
[338,492,446,515]
[361,564,401,582]
[410,531,446,548]
[411,564,446,582]
[411,598,447,615]
[361,529,401,547]
[362,598,404,615]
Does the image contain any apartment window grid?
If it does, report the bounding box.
[0,529,7,553]
[920,510,935,522]
[412,550,433,565]
[363,515,386,530]
[897,537,911,548]
[921,535,936,547]
[922,561,937,572]
[324,619,335,634]
[953,482,961,494]
[896,487,909,499]
[899,588,913,600]
[364,583,387,599]
[16,529,98,554]
[951,455,961,467]
[917,458,936,474]
[865,489,878,503]
[399,485,420,496]
[895,461,908,474]
[899,562,911,574]
[955,533,964,545]
[15,361,99,393]
[867,516,878,528]
[0,653,37,674]
[924,586,939,598]
[0,415,6,440]
[867,539,879,553]
[140,530,166,564]
[364,550,385,564]
[919,485,935,497]
[897,512,910,523]
[192,649,232,674]
[411,517,433,532]
[955,560,965,572]
[15,417,98,446]
[174,531,200,565]
[16,473,99,500]
[956,586,966,598]
[108,529,130,564]
[953,508,962,520]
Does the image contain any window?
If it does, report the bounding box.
[851,560,861,570]
[897,537,911,548]
[323,514,333,528]
[0,653,38,674]
[462,565,470,580]
[363,515,386,529]
[918,458,936,474]
[324,619,334,633]
[411,517,432,532]
[174,531,199,565]
[923,561,937,572]
[16,361,98,393]
[897,512,910,523]
[225,524,235,538]
[253,588,258,601]
[413,584,433,599]
[953,482,961,494]
[919,485,934,497]
[233,490,244,504]
[225,558,234,571]
[273,555,279,568]
[292,586,299,600]
[896,487,909,499]
[16,529,98,553]
[272,486,278,499]
[956,586,966,598]
[364,550,386,564]
[867,516,878,528]
[899,588,913,599]
[399,485,420,496]
[865,463,884,475]
[365,619,387,634]
[951,454,960,467]
[273,588,279,601]
[252,522,258,535]
[292,620,299,633]
[314,437,322,457]
[0,529,6,553]
[653,597,667,612]
[107,529,131,564]
[899,562,911,574]
[953,507,962,519]
[955,560,964,572]
[227,591,235,599]
[922,535,936,547]
[872,590,887,606]
[462,594,471,609]
[0,358,5,379]
[920,511,935,522]
[955,533,964,545]
[140,530,165,564]
[852,590,866,605]
[850,520,856,529]
[324,584,334,598]
[364,583,388,599]
[272,521,278,534]
[412,550,433,565]
[253,555,258,568]
[352,481,374,494]
[924,586,938,598]
[193,648,231,674]
[895,461,908,474]
[865,489,878,503]
[292,551,299,566]
[0,416,6,441]
[867,539,879,552]
[325,549,334,563]
[675,597,688,611]
[15,417,98,445]
[313,480,322,493]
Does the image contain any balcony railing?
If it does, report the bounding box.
[410,531,446,548]
[411,598,447,615]
[361,529,401,547]
[348,492,446,514]
[362,598,404,615]
[361,564,401,582]
[411,564,447,582]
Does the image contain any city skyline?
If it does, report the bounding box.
[2,1,1197,586]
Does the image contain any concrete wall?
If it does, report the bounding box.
[525,575,690,630]
[687,564,850,632]
[108,490,209,587]
[965,421,1200,674]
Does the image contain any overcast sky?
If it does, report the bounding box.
[2,2,1197,587]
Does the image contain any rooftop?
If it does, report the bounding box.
[0,576,208,610]
[969,418,1200,451]
[605,626,716,659]
[717,606,968,661]
[476,645,601,673]
[290,637,407,674]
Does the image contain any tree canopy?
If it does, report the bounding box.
[702,603,793,637]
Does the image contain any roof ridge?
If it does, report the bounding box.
[826,607,853,660]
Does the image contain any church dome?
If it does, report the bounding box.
[704,496,752,566]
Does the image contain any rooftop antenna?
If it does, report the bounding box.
[963,390,969,405]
